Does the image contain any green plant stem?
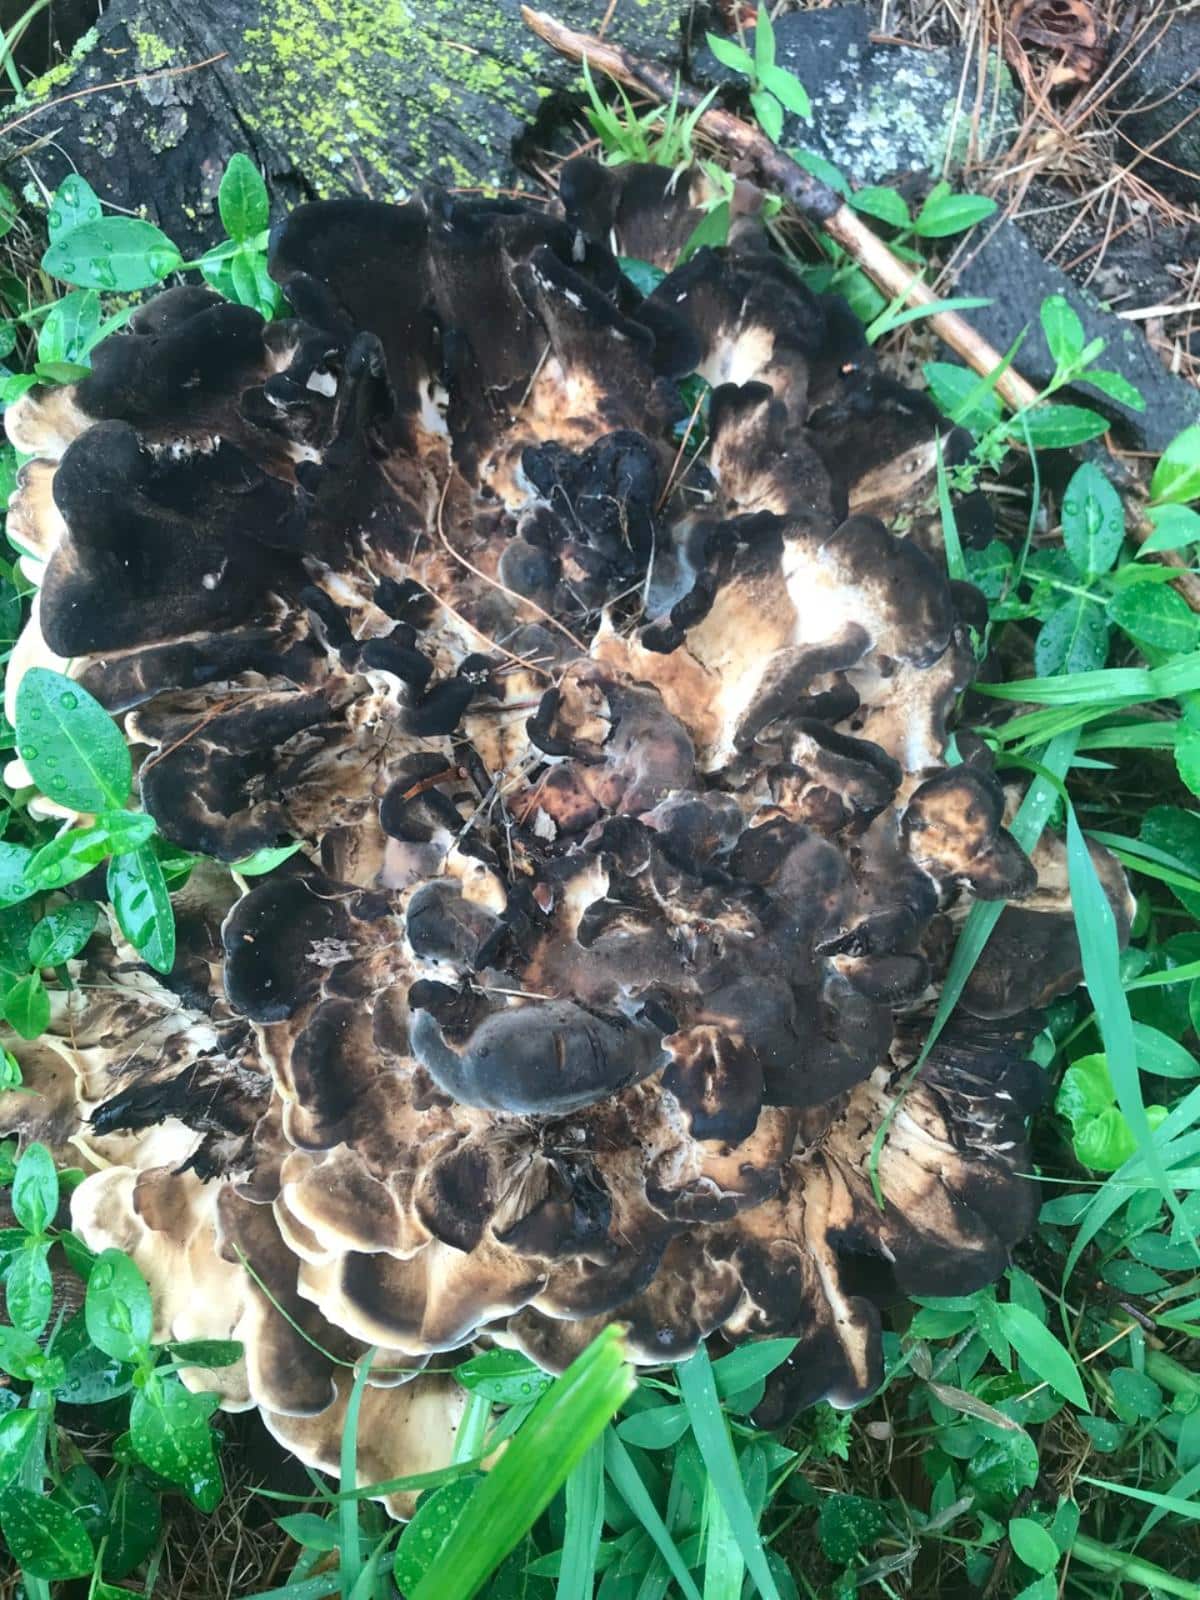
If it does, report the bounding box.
[1071,1532,1200,1597]
[1144,1345,1200,1399]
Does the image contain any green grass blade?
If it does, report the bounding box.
[1066,801,1187,1233]
[700,1474,744,1600]
[557,1438,605,1600]
[409,1327,634,1600]
[604,1432,702,1600]
[1078,1476,1200,1523]
[676,1347,779,1600]
[936,435,966,582]
[338,1349,376,1597]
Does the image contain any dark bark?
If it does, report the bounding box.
[0,0,689,256]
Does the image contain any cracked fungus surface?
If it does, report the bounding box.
[0,160,1130,1513]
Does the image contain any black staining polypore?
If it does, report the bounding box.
[0,160,1132,1491]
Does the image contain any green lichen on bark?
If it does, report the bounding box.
[233,0,681,198]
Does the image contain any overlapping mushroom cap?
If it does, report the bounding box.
[0,161,1130,1502]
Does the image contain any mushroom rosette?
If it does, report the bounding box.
[0,161,1130,1504]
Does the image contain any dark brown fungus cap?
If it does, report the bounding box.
[0,161,1129,1511]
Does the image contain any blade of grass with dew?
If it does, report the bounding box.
[410,1326,634,1600]
[246,1578,340,1600]
[1087,840,1200,898]
[700,1472,744,1600]
[936,435,966,582]
[1136,1459,1200,1544]
[1127,958,1200,991]
[338,1348,376,1597]
[452,1392,491,1466]
[1077,721,1180,751]
[557,1437,605,1600]
[1066,800,1189,1234]
[868,727,1079,1203]
[677,1346,779,1600]
[1077,1476,1200,1523]
[604,1431,702,1600]
[866,293,993,345]
[979,653,1200,706]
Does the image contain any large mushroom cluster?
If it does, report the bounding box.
[0,160,1129,1508]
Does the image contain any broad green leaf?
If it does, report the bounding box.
[1178,725,1200,797]
[760,64,810,119]
[231,841,303,876]
[0,1485,94,1579]
[1081,367,1145,411]
[615,1404,691,1450]
[3,971,49,1040]
[913,184,997,238]
[102,1471,161,1579]
[1009,1516,1059,1575]
[396,1478,486,1593]
[0,1409,37,1489]
[0,1324,42,1379]
[12,1140,57,1234]
[218,152,270,241]
[28,901,98,968]
[817,1494,889,1563]
[1018,404,1110,449]
[25,811,156,891]
[1142,503,1200,554]
[1108,584,1200,654]
[1033,593,1109,676]
[964,540,1013,599]
[0,843,34,908]
[753,6,774,73]
[994,1302,1086,1407]
[678,201,730,264]
[7,1242,54,1335]
[1150,424,1200,505]
[107,846,175,973]
[37,290,101,368]
[705,34,754,74]
[455,1348,553,1405]
[85,1247,154,1363]
[789,148,848,196]
[278,1512,340,1550]
[52,1320,132,1406]
[14,668,131,812]
[1039,294,1085,368]
[42,217,182,293]
[619,256,666,297]
[924,361,1004,433]
[710,1337,797,1397]
[750,89,783,143]
[47,174,103,243]
[410,1327,634,1600]
[165,1338,244,1368]
[1060,461,1123,576]
[1140,806,1200,917]
[849,185,909,228]
[130,1375,222,1510]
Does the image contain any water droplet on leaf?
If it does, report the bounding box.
[59,691,77,710]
